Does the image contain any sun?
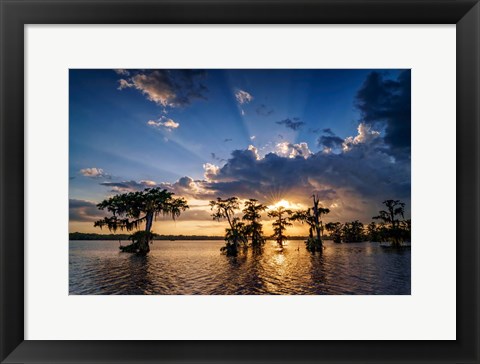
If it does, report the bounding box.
[268,199,306,211]
[272,199,291,209]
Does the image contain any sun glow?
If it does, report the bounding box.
[272,199,292,209]
[267,199,307,212]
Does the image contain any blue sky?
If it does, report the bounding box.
[69,69,410,235]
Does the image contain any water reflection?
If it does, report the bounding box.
[309,253,328,294]
[70,240,411,295]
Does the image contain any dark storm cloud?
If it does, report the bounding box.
[69,199,106,222]
[317,128,345,149]
[355,70,411,159]
[176,176,195,189]
[276,117,305,131]
[256,104,274,116]
[196,139,410,220]
[117,69,208,108]
[318,135,344,149]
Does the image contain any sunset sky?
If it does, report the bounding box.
[69,69,411,236]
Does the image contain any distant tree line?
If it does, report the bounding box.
[324,200,411,246]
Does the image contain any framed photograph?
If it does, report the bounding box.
[1,0,478,363]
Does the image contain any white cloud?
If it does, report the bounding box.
[117,79,133,90]
[147,117,180,130]
[116,70,207,108]
[163,176,214,198]
[247,144,260,160]
[203,163,220,180]
[235,89,253,105]
[275,141,312,159]
[139,180,157,187]
[80,167,106,178]
[343,123,380,151]
[131,72,176,106]
[114,69,130,76]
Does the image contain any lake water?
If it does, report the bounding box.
[69,240,410,295]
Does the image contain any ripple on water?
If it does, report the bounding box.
[69,240,411,295]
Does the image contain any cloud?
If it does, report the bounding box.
[114,69,130,76]
[275,142,312,159]
[318,134,344,150]
[118,79,133,90]
[176,176,196,189]
[140,180,157,187]
[146,114,408,222]
[69,199,106,222]
[171,207,213,221]
[80,167,107,178]
[235,89,253,105]
[100,180,158,193]
[247,144,260,160]
[117,69,208,108]
[317,123,381,153]
[276,117,305,131]
[196,129,410,222]
[355,70,411,159]
[256,104,274,116]
[342,123,380,151]
[203,163,220,180]
[162,176,213,198]
[147,116,180,130]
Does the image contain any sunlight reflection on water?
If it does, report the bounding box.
[69,240,410,295]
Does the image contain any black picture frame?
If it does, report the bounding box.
[1,0,479,363]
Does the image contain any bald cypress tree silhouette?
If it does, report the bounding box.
[94,188,188,255]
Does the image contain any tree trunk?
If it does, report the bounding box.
[278,212,283,246]
[138,212,153,255]
[312,196,322,247]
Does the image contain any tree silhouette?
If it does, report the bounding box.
[312,195,330,243]
[290,208,318,252]
[325,222,343,243]
[366,222,382,242]
[242,199,267,250]
[290,195,330,252]
[290,209,314,238]
[210,197,246,256]
[342,220,365,242]
[399,219,411,242]
[268,206,293,246]
[94,188,188,255]
[373,199,406,246]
